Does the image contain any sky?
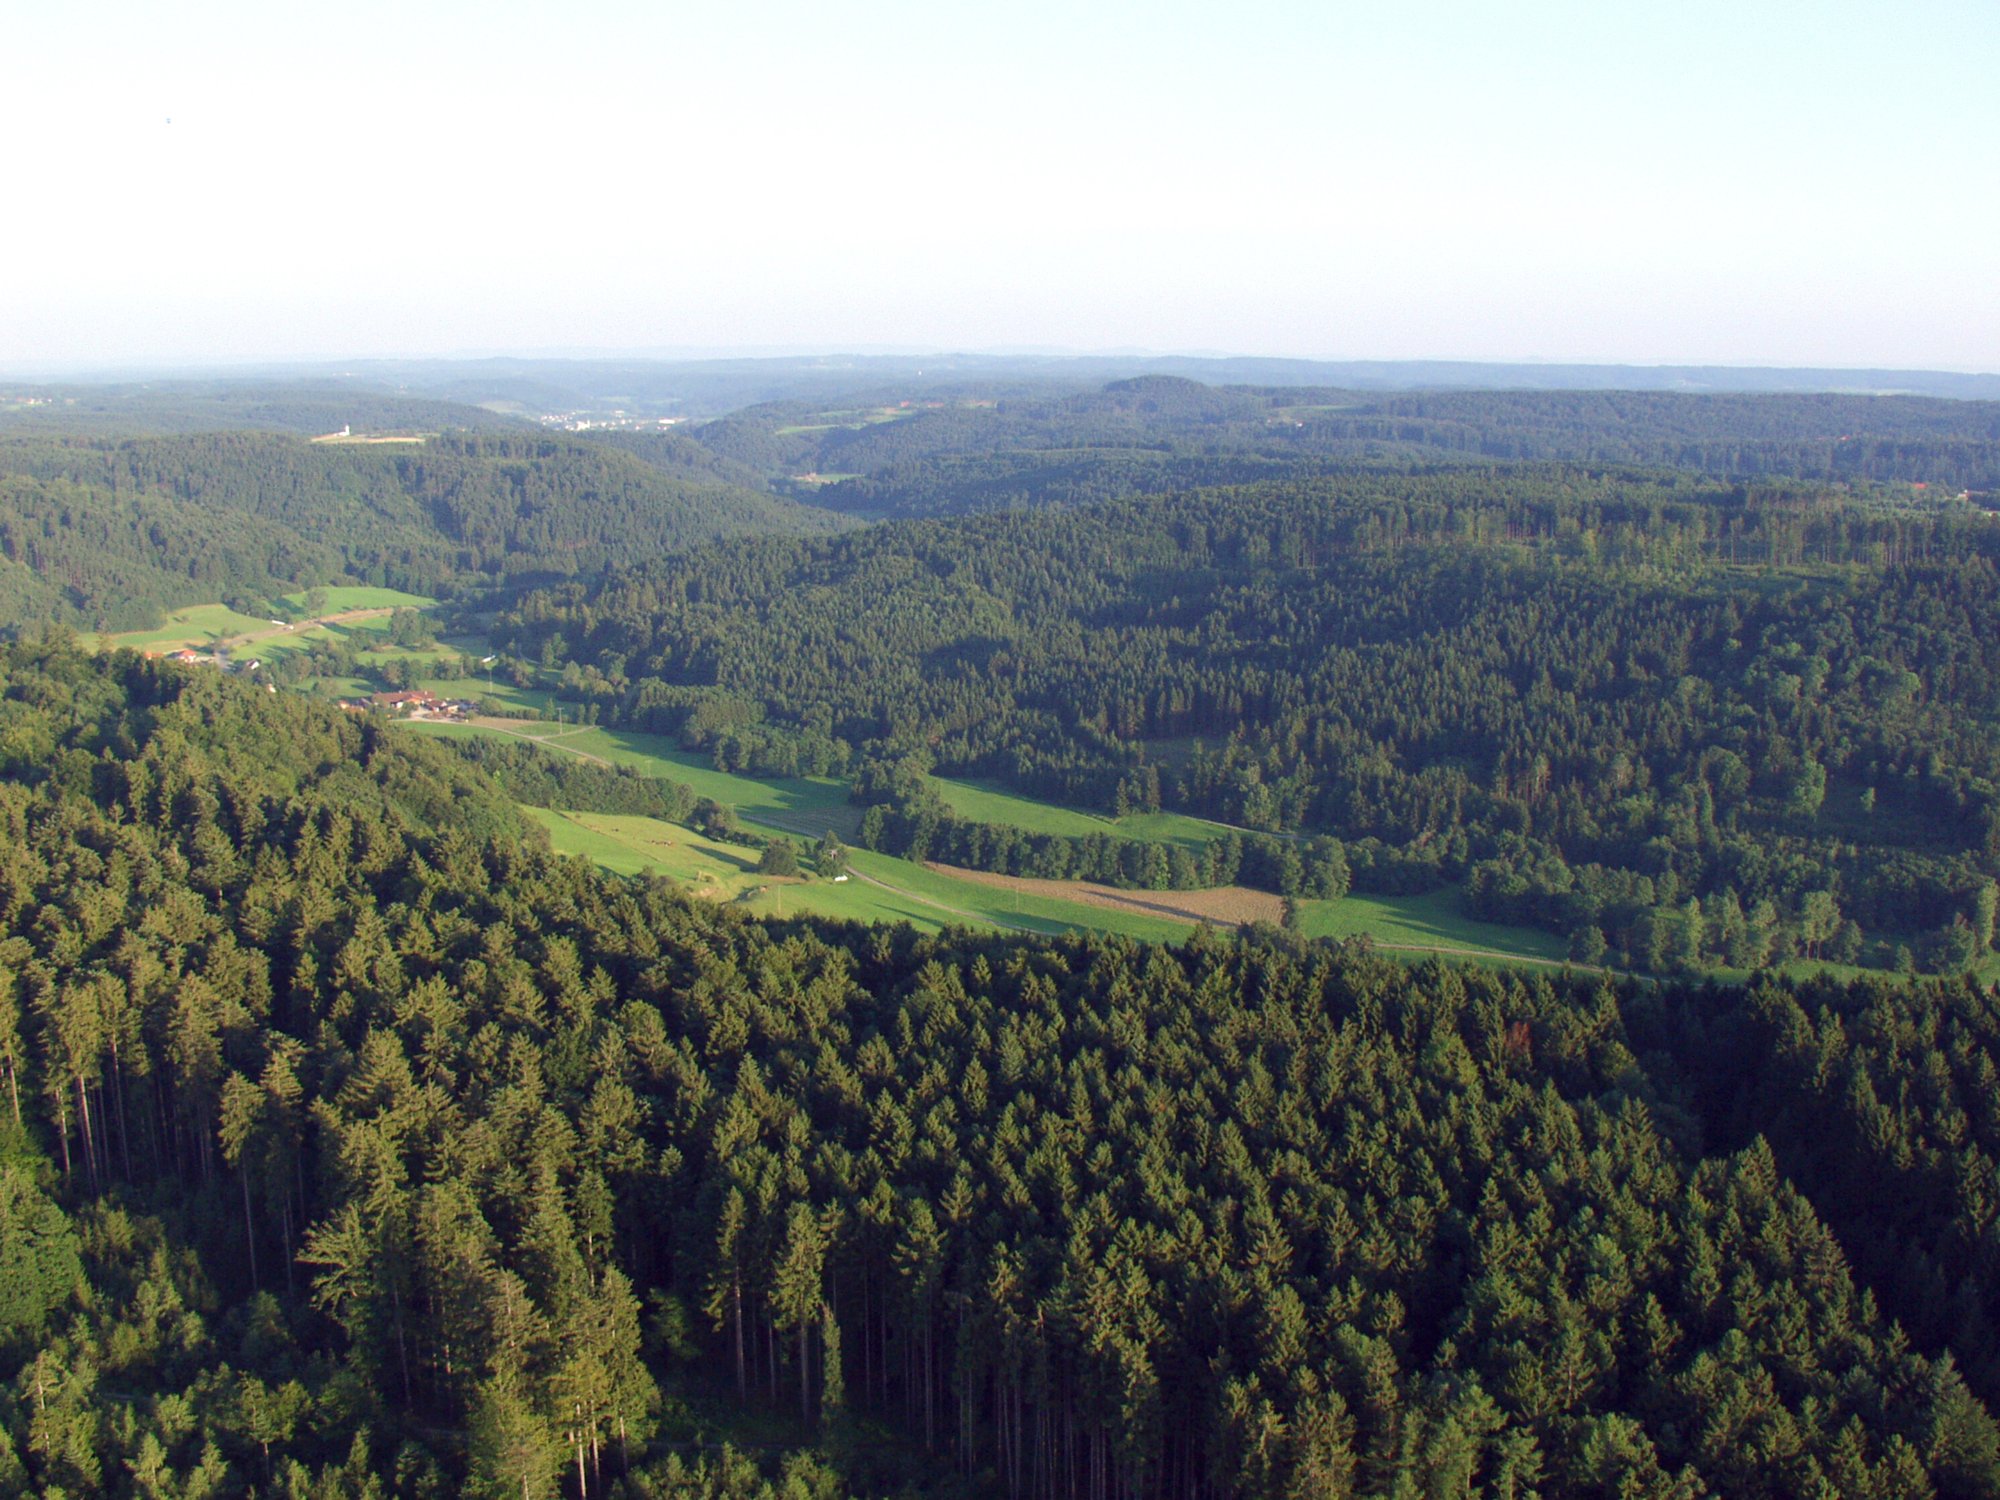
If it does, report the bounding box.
[4,0,1996,372]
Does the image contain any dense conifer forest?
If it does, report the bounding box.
[5,370,2000,1496]
[3,643,2000,1496]
[501,462,2000,973]
[662,380,2000,514]
[0,431,844,629]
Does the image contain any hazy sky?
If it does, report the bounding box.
[5,0,1996,371]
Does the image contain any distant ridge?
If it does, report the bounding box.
[1120,357,2000,399]
[9,354,1998,421]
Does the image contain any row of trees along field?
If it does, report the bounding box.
[5,642,2000,1496]
[497,467,2000,972]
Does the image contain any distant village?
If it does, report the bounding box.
[535,409,684,433]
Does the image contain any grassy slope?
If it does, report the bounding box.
[932,776,1225,850]
[88,587,440,655]
[532,726,861,837]
[525,803,1187,940]
[90,603,279,653]
[525,808,760,883]
[1291,889,1568,962]
[413,719,1563,957]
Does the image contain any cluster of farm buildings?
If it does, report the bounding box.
[335,689,479,722]
[159,648,264,673]
[156,651,476,721]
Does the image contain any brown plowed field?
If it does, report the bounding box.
[927,863,1286,928]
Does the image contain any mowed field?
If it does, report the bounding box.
[930,776,1224,850]
[933,863,1285,926]
[927,864,1580,967]
[1291,887,1571,964]
[524,808,760,886]
[406,718,1572,961]
[90,587,439,655]
[524,804,1188,940]
[412,721,863,839]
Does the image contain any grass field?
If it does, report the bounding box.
[527,803,1194,940]
[931,777,1111,837]
[90,587,441,656]
[302,675,376,701]
[401,718,1578,962]
[775,407,916,437]
[844,851,1188,941]
[525,808,762,884]
[557,727,861,838]
[91,604,281,653]
[529,800,1566,956]
[1109,809,1230,851]
[401,720,861,835]
[931,776,1223,850]
[417,725,1220,852]
[1290,889,1570,964]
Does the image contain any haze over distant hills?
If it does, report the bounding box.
[6,352,1998,428]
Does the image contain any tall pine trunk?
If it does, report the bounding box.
[240,1166,260,1288]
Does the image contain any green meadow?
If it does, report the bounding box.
[1290,888,1569,964]
[90,603,279,653]
[401,718,1575,963]
[554,727,861,838]
[524,808,761,885]
[931,776,1224,850]
[526,803,1193,941]
[400,719,857,835]
[90,587,441,656]
[280,585,434,612]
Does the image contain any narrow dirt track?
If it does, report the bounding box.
[466,718,611,762]
[230,607,400,646]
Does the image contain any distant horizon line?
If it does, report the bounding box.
[5,347,1999,384]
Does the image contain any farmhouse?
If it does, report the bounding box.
[367,689,475,721]
[371,689,442,713]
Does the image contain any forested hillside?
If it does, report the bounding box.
[6,369,2000,1495]
[4,643,2000,1496]
[0,431,845,629]
[0,382,528,439]
[668,380,2000,514]
[501,465,2000,971]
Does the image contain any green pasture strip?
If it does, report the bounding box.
[525,793,1189,941]
[929,776,1224,850]
[398,718,861,840]
[929,777,1112,837]
[90,587,442,656]
[1290,888,1569,964]
[525,807,760,883]
[842,851,1191,943]
[90,603,277,652]
[556,727,861,837]
[404,722,1602,966]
